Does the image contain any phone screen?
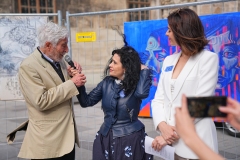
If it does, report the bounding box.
[187,96,227,117]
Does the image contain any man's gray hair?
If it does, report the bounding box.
[37,21,68,47]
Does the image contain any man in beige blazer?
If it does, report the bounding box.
[7,22,86,160]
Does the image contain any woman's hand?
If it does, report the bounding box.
[175,94,197,143]
[158,122,179,144]
[141,64,148,70]
[67,61,82,77]
[151,136,167,151]
[219,97,240,131]
[175,95,224,160]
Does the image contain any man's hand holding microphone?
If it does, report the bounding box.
[65,55,86,87]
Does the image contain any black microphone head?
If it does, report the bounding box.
[64,55,76,69]
[64,55,72,63]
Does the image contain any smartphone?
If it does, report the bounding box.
[187,96,227,117]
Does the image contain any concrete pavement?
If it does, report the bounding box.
[0,100,240,160]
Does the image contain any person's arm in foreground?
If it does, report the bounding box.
[219,97,240,131]
[175,95,224,160]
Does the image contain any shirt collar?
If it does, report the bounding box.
[115,79,122,85]
[37,47,54,63]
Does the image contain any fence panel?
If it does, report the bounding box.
[66,0,240,160]
[0,0,239,159]
[0,11,62,160]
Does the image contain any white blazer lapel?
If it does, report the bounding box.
[172,51,204,101]
[163,53,181,100]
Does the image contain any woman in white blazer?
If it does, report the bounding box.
[151,8,219,159]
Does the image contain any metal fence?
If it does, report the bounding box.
[0,11,62,26]
[0,11,62,160]
[65,0,240,160]
[0,0,240,160]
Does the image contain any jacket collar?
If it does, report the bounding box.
[164,51,204,101]
[32,49,68,85]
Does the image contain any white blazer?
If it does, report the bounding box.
[152,49,219,159]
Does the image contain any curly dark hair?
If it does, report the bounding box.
[167,8,209,56]
[104,37,141,95]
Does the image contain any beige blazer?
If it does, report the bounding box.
[152,50,219,159]
[7,49,80,159]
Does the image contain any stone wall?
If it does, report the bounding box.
[150,0,239,18]
[58,0,127,25]
[68,0,240,86]
[196,0,239,15]
[1,1,238,27]
[0,0,239,86]
[0,0,16,13]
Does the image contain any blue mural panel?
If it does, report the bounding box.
[124,12,240,117]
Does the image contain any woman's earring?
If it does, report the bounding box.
[122,72,125,79]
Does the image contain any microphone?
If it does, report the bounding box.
[64,55,76,69]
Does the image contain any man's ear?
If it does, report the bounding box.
[45,42,52,49]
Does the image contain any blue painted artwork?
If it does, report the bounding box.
[124,12,240,117]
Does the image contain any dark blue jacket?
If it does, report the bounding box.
[77,69,151,138]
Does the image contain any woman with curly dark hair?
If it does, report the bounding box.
[76,35,153,160]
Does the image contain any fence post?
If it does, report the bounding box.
[57,10,62,26]
[66,11,72,57]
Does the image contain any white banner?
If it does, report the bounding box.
[0,16,47,100]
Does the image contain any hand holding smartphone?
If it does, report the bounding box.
[187,96,227,118]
